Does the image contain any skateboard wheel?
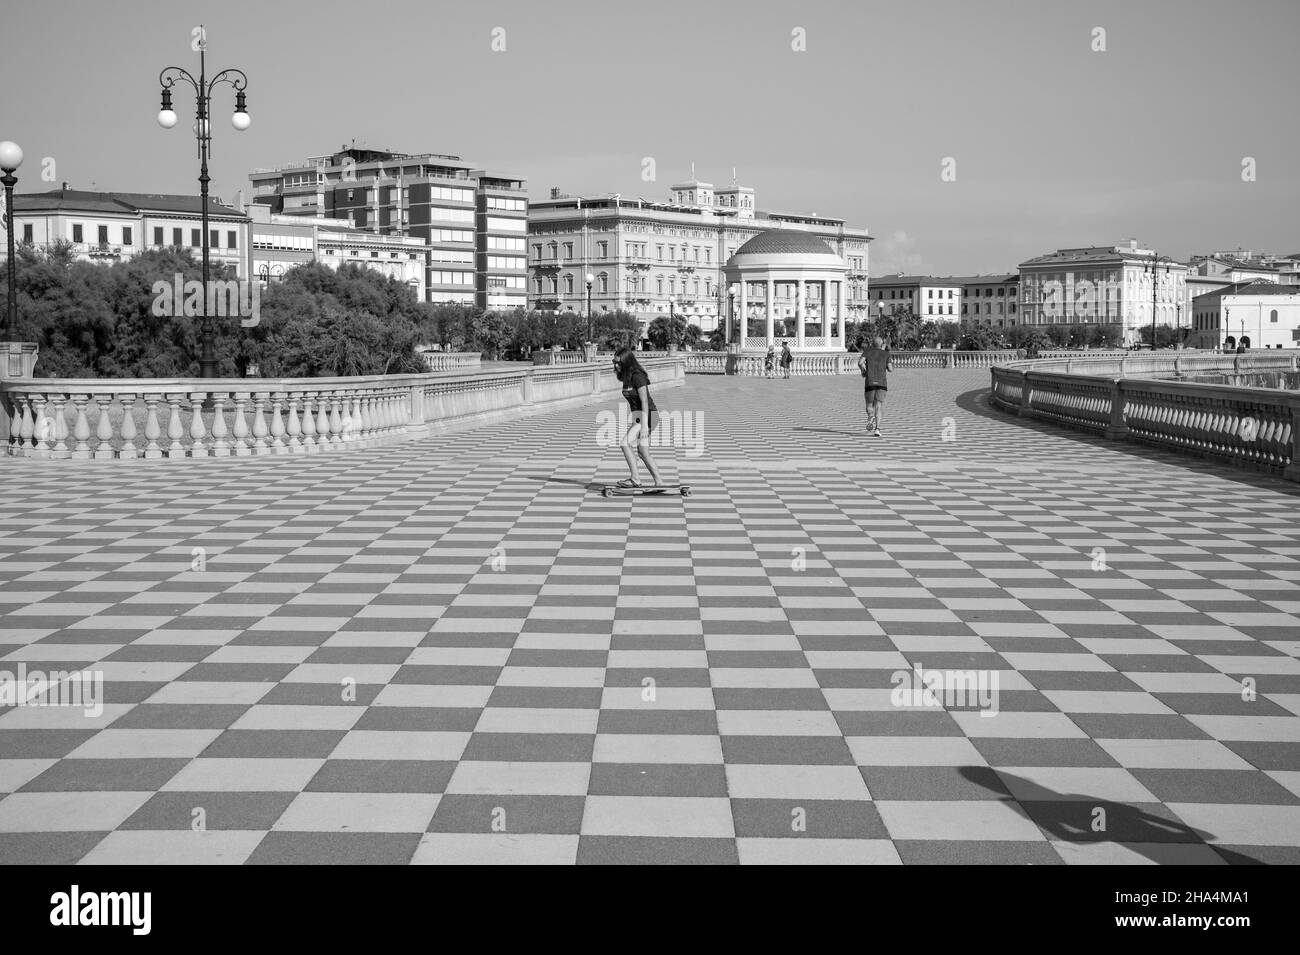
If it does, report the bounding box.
[681,487,692,497]
[601,488,612,498]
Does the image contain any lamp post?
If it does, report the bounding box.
[158,28,250,378]
[1144,252,1170,350]
[585,271,594,344]
[0,140,22,341]
[728,283,738,346]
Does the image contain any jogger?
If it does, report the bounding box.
[858,335,891,437]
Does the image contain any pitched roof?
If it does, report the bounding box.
[734,230,834,256]
[13,188,245,218]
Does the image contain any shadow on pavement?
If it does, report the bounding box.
[957,766,1266,864]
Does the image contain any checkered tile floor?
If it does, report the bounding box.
[2,369,1299,865]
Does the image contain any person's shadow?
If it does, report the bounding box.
[957,766,1264,865]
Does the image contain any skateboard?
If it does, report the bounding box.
[601,484,692,498]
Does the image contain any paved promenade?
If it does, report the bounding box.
[2,368,1299,864]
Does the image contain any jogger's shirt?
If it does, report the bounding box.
[862,347,890,389]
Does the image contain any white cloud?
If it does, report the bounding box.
[871,230,932,276]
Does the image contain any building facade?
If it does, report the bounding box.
[526,174,870,335]
[4,187,250,277]
[1018,240,1189,344]
[249,146,527,309]
[1189,281,1300,349]
[957,274,1020,326]
[248,206,427,297]
[866,275,963,321]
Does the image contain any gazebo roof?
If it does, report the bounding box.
[734,230,834,256]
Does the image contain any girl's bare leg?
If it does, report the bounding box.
[620,428,640,482]
[637,442,663,486]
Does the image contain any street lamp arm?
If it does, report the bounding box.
[159,67,201,93]
[207,68,249,96]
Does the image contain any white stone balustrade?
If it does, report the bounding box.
[418,351,482,373]
[990,351,1300,483]
[1,358,686,461]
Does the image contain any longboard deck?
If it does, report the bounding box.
[601,484,692,498]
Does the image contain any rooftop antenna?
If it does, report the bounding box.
[732,167,737,185]
[690,161,695,180]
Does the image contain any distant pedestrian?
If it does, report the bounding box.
[764,344,776,378]
[780,341,793,379]
[858,335,892,437]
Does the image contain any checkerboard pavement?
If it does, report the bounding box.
[2,368,1299,865]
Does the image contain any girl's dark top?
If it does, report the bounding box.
[622,366,658,414]
[780,346,792,367]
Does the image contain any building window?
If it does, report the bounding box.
[122,227,132,246]
[598,273,608,294]
[191,229,200,247]
[22,223,33,243]
[72,224,83,243]
[597,241,607,257]
[209,230,218,248]
[562,242,573,259]
[564,274,574,293]
[154,227,164,245]
[227,230,237,249]
[97,225,108,245]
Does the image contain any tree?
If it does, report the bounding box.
[1137,324,1179,348]
[682,323,702,349]
[647,313,687,348]
[958,324,1000,351]
[591,310,642,351]
[471,310,512,360]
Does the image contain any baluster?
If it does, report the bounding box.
[328,393,344,446]
[251,393,270,454]
[231,392,251,456]
[210,392,230,456]
[118,394,138,459]
[301,394,320,452]
[48,393,69,458]
[348,393,363,443]
[164,393,185,457]
[269,393,287,454]
[7,395,24,454]
[93,394,115,460]
[142,394,163,459]
[285,392,304,453]
[315,392,331,450]
[357,390,373,445]
[29,394,51,458]
[70,394,92,459]
[188,393,209,457]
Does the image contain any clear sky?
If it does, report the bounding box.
[2,0,1296,274]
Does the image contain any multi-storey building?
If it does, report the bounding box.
[526,174,870,334]
[248,206,427,298]
[866,275,963,321]
[3,186,250,277]
[1190,250,1300,286]
[1018,240,1188,344]
[1189,281,1300,349]
[249,145,527,309]
[956,274,1020,326]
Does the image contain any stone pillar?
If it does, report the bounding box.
[0,342,39,381]
[796,279,806,349]
[836,281,845,345]
[765,278,774,346]
[738,280,747,346]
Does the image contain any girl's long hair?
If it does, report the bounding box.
[613,347,645,382]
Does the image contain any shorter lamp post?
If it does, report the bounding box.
[585,271,594,344]
[1,140,23,341]
[728,283,738,346]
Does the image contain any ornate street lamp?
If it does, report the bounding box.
[0,140,23,340]
[727,283,738,346]
[585,271,594,344]
[157,28,250,378]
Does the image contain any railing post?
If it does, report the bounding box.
[1018,372,1031,417]
[1285,394,1300,484]
[1105,379,1129,441]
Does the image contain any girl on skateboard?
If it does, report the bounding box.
[613,347,664,488]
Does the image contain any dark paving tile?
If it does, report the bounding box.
[576,835,738,865]
[428,795,586,834]
[730,799,887,838]
[460,733,594,762]
[246,831,420,864]
[20,758,187,792]
[305,759,457,793]
[120,791,294,830]
[588,763,728,798]
[0,831,108,865]
[894,839,1064,865]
